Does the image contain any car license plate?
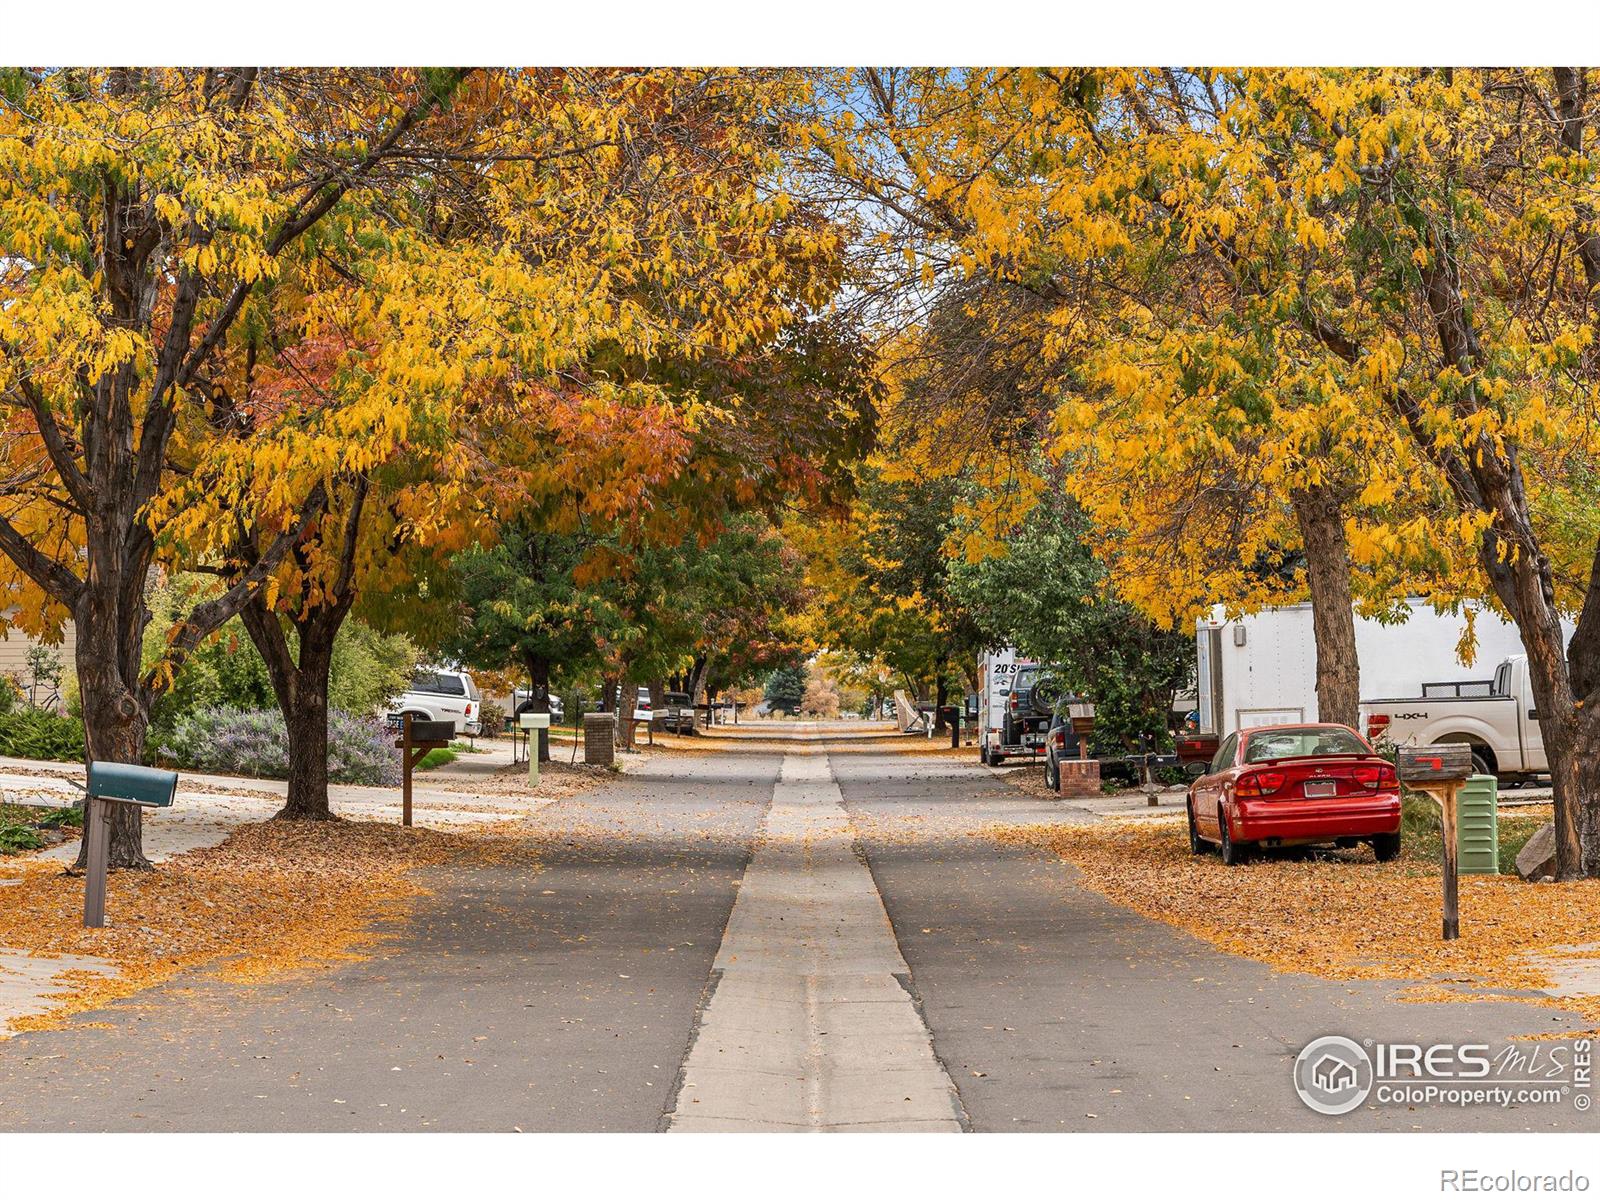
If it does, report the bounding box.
[1303,780,1338,798]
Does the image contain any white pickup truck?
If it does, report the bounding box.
[1360,654,1546,783]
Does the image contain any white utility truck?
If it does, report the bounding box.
[1195,600,1547,778]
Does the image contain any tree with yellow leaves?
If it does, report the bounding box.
[158,68,857,817]
[813,67,1600,877]
[0,67,489,865]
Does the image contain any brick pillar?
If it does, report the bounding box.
[1056,759,1101,798]
[583,713,615,767]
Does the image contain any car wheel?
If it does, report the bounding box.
[1218,806,1246,867]
[1372,832,1402,863]
[1045,753,1060,793]
[1470,751,1493,778]
[1184,800,1203,857]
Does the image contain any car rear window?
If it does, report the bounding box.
[1242,727,1368,763]
[411,671,466,697]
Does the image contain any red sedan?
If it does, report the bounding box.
[1186,723,1402,866]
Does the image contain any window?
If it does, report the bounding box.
[1493,662,1511,697]
[1210,733,1237,775]
[411,671,465,697]
[1241,726,1368,763]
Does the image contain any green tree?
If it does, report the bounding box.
[445,527,618,759]
[764,666,807,715]
[947,489,1195,748]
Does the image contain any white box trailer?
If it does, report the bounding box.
[1195,600,1532,738]
[977,646,1042,765]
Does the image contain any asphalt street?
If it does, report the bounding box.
[0,728,1590,1132]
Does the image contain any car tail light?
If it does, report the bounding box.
[465,703,474,717]
[1051,729,1066,749]
[1235,771,1285,797]
[1351,763,1398,790]
[1366,713,1390,741]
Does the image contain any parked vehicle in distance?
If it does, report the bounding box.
[1043,719,1180,790]
[1175,731,1219,770]
[1186,722,1401,866]
[1362,654,1546,783]
[512,689,565,724]
[978,648,1055,765]
[392,668,482,736]
[660,692,695,734]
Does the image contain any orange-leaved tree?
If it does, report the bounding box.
[0,67,488,865]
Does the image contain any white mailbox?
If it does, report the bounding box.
[521,711,551,786]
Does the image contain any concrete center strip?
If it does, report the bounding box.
[667,749,963,1132]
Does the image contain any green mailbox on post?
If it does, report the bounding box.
[87,761,178,808]
[82,761,181,930]
[1457,773,1500,875]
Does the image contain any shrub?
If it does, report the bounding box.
[0,708,86,761]
[39,805,83,829]
[478,700,505,737]
[329,622,419,715]
[143,575,420,741]
[325,709,404,786]
[157,706,401,786]
[0,820,43,854]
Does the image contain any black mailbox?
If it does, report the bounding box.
[407,719,455,745]
[1397,743,1473,785]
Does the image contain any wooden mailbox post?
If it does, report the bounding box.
[82,761,178,929]
[1397,743,1474,941]
[392,713,454,828]
[1068,702,1096,761]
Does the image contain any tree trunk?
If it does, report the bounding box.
[71,585,153,869]
[280,623,336,821]
[239,593,345,821]
[523,653,552,763]
[74,683,151,870]
[1490,552,1589,878]
[1292,484,1361,728]
[686,656,710,728]
[616,672,639,750]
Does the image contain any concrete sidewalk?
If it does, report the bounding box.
[0,741,590,1039]
[667,750,963,1132]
